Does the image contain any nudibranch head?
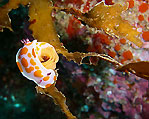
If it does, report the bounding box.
[16,39,59,88]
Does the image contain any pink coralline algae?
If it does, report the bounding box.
[53,0,149,118]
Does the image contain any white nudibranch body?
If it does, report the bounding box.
[16,40,59,88]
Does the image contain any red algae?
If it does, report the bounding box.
[99,34,111,45]
[93,40,102,52]
[83,0,91,12]
[122,50,133,60]
[128,0,134,8]
[114,44,121,51]
[139,2,148,13]
[120,38,126,44]
[66,17,81,38]
[66,18,75,38]
[142,31,149,41]
[105,0,114,5]
[55,0,84,9]
[93,33,111,46]
[138,14,144,21]
[108,51,116,58]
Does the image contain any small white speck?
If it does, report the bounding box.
[107,91,112,95]
[97,78,101,82]
[109,69,116,75]
[3,97,7,101]
[14,104,21,108]
[11,95,16,102]
[137,28,142,32]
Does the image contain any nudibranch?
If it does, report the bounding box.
[16,39,59,88]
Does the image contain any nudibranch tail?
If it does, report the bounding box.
[16,40,59,88]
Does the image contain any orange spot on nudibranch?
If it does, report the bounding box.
[43,76,49,81]
[34,70,43,77]
[30,59,36,66]
[53,75,57,81]
[120,38,126,44]
[20,47,28,55]
[21,58,28,67]
[25,66,34,73]
[16,62,23,72]
[128,0,134,8]
[138,15,144,21]
[28,53,31,58]
[18,54,21,59]
[114,44,121,51]
[122,50,133,60]
[45,83,52,88]
[142,31,149,41]
[32,48,36,58]
[35,66,39,69]
[139,2,148,13]
[108,51,116,58]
